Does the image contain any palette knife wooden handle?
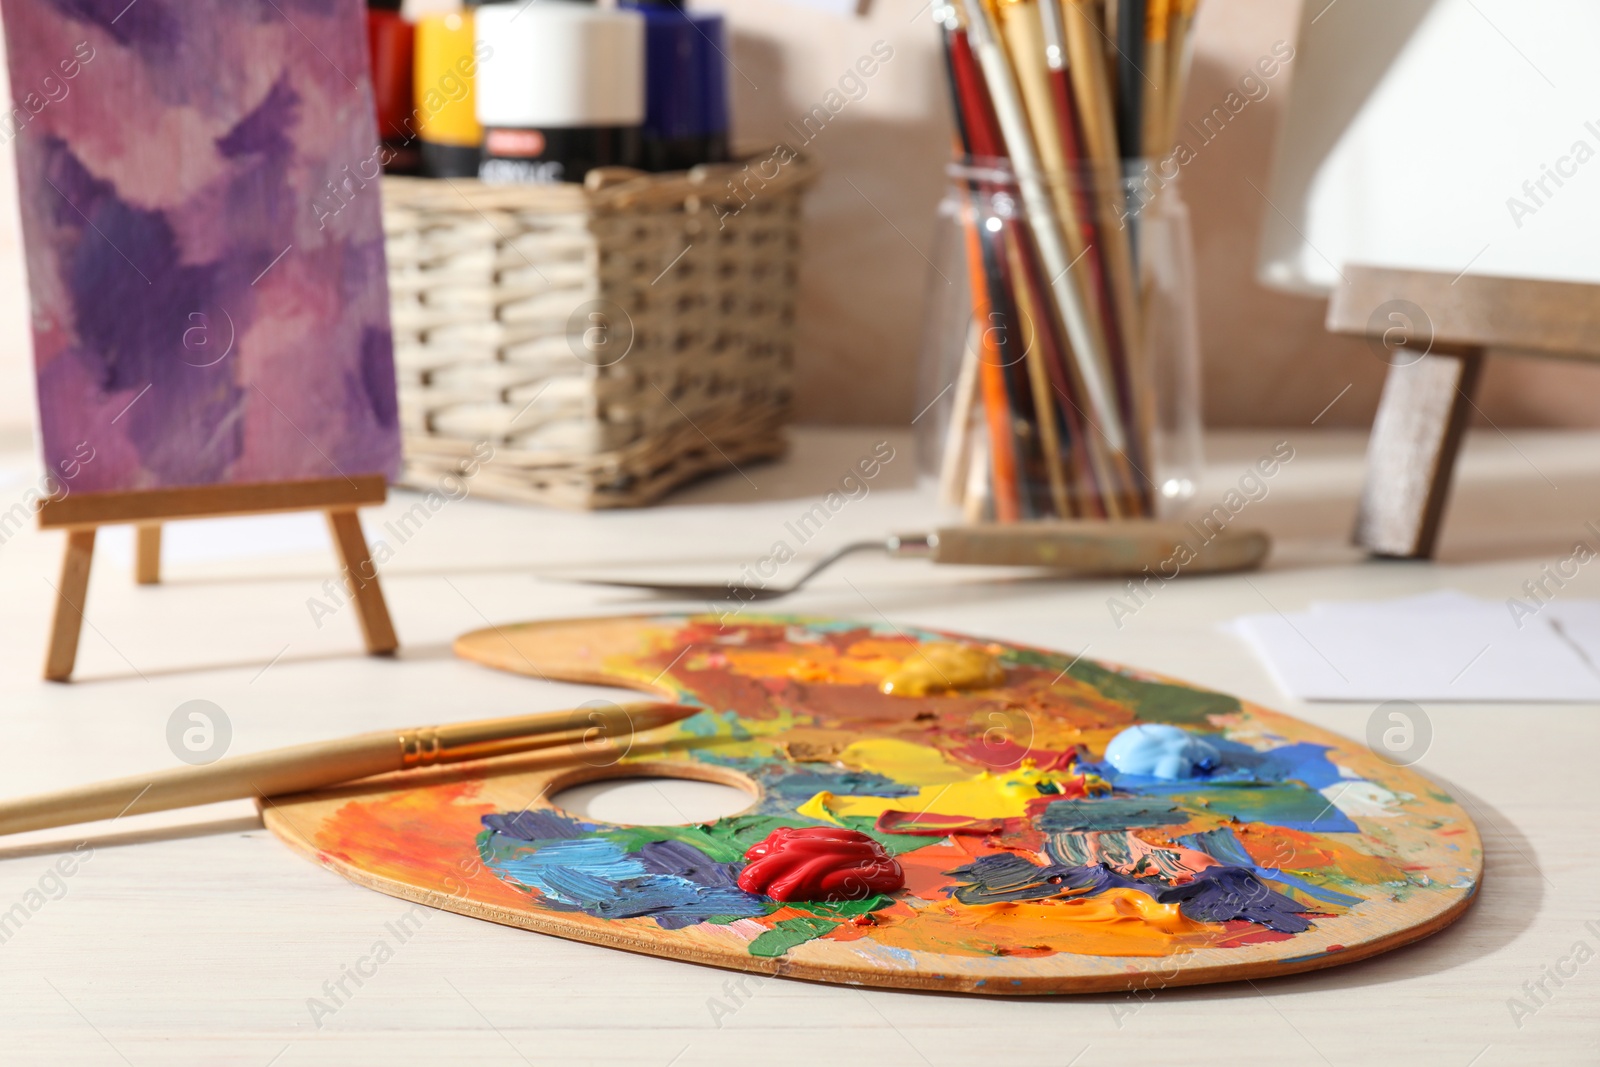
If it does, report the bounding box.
[889,521,1270,575]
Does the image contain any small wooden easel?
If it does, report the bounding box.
[1327,264,1600,559]
[37,476,398,681]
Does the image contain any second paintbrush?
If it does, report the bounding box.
[0,703,697,837]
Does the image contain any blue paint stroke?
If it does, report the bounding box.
[485,836,767,930]
[943,853,1311,934]
[1161,785,1359,834]
[1179,827,1364,908]
[1087,738,1346,792]
[1034,796,1188,832]
[1078,736,1359,833]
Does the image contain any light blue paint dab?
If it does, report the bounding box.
[1103,723,1219,780]
[873,944,917,967]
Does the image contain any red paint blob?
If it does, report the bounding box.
[737,827,905,902]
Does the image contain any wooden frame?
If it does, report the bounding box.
[36,476,398,681]
[1327,265,1600,558]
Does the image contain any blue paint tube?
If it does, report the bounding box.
[622,0,729,172]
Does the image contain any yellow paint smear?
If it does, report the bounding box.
[836,738,974,785]
[880,643,1006,697]
[800,766,1054,822]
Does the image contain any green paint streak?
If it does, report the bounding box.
[597,812,944,868]
[1036,797,1186,832]
[1067,660,1241,725]
[835,815,946,856]
[747,917,840,957]
[1164,784,1336,826]
[600,814,829,862]
[1003,647,1070,670]
[788,894,893,919]
[597,824,746,862]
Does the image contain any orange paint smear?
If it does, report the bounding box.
[862,887,1225,959]
[1235,823,1406,883]
[713,638,929,689]
[309,782,534,912]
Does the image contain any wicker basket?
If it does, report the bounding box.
[383,150,818,508]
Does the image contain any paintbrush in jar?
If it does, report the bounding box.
[962,0,1127,460]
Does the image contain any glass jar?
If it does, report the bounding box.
[915,157,1202,521]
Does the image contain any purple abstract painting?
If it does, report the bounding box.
[0,0,399,494]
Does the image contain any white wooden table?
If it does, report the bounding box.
[0,427,1594,1066]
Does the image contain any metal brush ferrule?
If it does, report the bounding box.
[887,532,938,558]
[399,729,444,767]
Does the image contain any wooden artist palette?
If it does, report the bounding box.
[262,615,1481,994]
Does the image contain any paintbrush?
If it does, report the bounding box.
[1114,0,1147,162]
[1061,0,1153,516]
[961,0,1127,458]
[1161,0,1198,151]
[1039,0,1133,516]
[937,316,983,508]
[1142,0,1170,158]
[0,702,697,837]
[997,0,1124,515]
[942,12,1037,520]
[1007,233,1074,517]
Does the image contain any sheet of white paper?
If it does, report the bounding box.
[1231,592,1600,702]
[1543,600,1600,674]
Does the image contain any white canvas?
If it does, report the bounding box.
[1259,0,1600,295]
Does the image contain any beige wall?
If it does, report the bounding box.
[722,0,1600,428]
[0,1,1592,440]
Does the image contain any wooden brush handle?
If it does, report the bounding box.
[906,522,1270,574]
[0,734,402,836]
[0,702,690,837]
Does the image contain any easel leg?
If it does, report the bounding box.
[135,524,162,585]
[1354,344,1486,559]
[44,528,97,682]
[325,509,398,655]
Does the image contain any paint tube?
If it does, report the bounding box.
[473,0,645,184]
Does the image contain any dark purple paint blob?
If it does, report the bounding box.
[1157,866,1311,933]
[358,327,399,429]
[635,839,745,890]
[218,75,301,241]
[44,139,247,484]
[45,0,179,50]
[218,76,298,161]
[944,853,1311,933]
[482,810,589,842]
